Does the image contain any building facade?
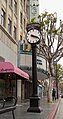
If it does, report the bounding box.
[0,0,49,102]
[0,0,30,101]
[0,0,30,63]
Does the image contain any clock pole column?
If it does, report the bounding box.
[32,44,37,96]
[27,44,42,113]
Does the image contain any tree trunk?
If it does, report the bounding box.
[47,61,54,102]
[47,76,53,102]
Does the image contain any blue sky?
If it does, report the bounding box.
[39,0,63,65]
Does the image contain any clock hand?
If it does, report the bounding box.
[31,34,40,40]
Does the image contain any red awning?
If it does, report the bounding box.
[0,62,29,80]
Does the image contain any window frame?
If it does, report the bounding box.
[8,18,12,34]
[14,0,17,14]
[1,9,6,27]
[13,26,16,40]
[20,12,22,24]
[9,0,13,7]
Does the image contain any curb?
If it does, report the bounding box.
[47,99,60,119]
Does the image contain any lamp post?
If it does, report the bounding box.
[26,23,42,112]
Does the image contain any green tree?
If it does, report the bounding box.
[37,11,63,102]
[31,11,63,102]
[54,63,63,98]
[38,12,63,76]
[55,63,63,81]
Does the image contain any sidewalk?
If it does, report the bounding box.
[0,97,60,119]
[55,98,63,119]
[47,98,60,119]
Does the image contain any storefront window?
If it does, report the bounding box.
[0,78,16,98]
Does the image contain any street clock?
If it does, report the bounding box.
[26,29,41,44]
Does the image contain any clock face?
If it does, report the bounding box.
[26,29,41,44]
[31,6,37,14]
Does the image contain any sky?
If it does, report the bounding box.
[39,0,63,66]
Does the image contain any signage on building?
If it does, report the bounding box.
[0,68,13,73]
[37,59,42,65]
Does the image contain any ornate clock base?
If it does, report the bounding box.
[27,96,42,113]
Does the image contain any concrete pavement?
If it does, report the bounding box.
[0,97,60,119]
[48,99,60,119]
[55,98,63,119]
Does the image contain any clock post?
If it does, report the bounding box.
[26,23,42,113]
